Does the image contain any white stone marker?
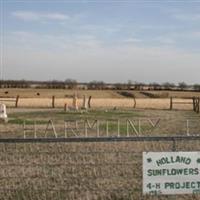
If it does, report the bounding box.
[0,104,8,122]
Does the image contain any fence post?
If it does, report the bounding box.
[15,95,19,108]
[88,96,92,108]
[23,121,26,139]
[96,120,99,137]
[52,96,55,108]
[192,97,195,111]
[193,97,200,114]
[106,120,109,137]
[172,138,176,152]
[64,121,67,138]
[84,120,88,137]
[138,119,141,134]
[186,120,189,135]
[117,119,120,137]
[170,97,173,110]
[126,120,129,137]
[133,96,136,108]
[34,121,37,138]
[64,103,68,112]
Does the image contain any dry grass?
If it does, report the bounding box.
[146,90,200,98]
[1,140,200,200]
[1,88,199,99]
[0,88,123,98]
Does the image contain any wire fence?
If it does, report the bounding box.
[1,136,200,200]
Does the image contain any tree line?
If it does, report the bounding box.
[0,79,200,91]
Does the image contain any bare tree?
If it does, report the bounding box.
[134,82,145,90]
[88,81,105,90]
[178,82,187,91]
[193,84,200,91]
[126,80,131,90]
[162,82,176,90]
[149,82,161,90]
[65,79,77,89]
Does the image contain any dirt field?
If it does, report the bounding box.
[0,88,124,98]
[1,88,200,98]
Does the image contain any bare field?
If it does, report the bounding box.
[0,88,123,98]
[145,90,200,98]
[1,88,199,99]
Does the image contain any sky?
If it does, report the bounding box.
[1,0,200,84]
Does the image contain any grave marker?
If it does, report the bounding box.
[0,104,8,122]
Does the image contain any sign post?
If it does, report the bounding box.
[143,152,200,195]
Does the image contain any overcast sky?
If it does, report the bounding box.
[1,0,200,84]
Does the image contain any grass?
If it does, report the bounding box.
[99,122,151,136]
[1,108,199,138]
[8,109,143,122]
[4,109,145,138]
[8,118,48,125]
[1,139,200,200]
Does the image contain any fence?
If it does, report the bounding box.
[1,96,200,111]
[170,97,200,113]
[1,136,200,200]
[193,97,200,113]
[0,95,19,107]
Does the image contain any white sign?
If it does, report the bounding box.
[143,152,200,195]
